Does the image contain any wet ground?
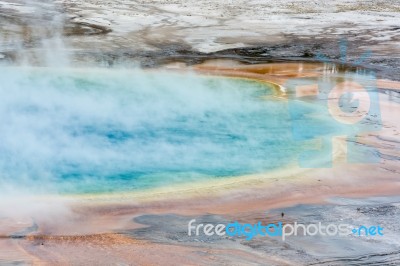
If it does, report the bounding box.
[2,195,399,265]
[129,196,400,265]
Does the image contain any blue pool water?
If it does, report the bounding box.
[0,68,338,194]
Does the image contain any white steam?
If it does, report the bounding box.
[0,68,296,195]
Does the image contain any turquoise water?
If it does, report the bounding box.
[0,68,337,194]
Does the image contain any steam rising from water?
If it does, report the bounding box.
[0,0,69,67]
[0,68,318,194]
[0,1,317,224]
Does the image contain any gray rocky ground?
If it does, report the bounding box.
[0,0,399,79]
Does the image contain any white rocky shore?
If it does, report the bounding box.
[0,0,399,69]
[63,0,400,53]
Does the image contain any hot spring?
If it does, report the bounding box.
[0,66,350,195]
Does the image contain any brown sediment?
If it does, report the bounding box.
[191,61,400,93]
[17,233,292,266]
[191,61,325,88]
